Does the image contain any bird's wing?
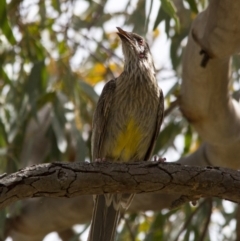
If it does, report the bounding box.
[92,79,116,160]
[144,89,164,161]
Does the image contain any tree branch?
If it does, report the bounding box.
[1,161,240,210]
[180,0,240,169]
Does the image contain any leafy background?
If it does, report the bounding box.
[0,0,239,240]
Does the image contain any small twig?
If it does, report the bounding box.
[121,214,136,241]
[191,30,214,68]
[197,198,212,241]
[199,49,211,68]
[81,33,122,62]
[86,47,115,79]
[171,195,202,209]
[164,99,179,117]
[173,199,208,241]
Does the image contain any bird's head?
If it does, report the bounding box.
[116,27,154,73]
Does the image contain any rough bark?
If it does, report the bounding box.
[1,161,240,211]
[4,160,240,240]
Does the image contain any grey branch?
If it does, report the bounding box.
[1,161,240,210]
[180,0,240,169]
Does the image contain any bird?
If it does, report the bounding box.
[88,27,164,241]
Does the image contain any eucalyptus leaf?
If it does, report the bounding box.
[154,121,183,153]
[70,123,87,162]
[79,80,99,104]
[0,0,16,45]
[184,0,198,13]
[161,0,180,31]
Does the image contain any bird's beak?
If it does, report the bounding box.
[116,27,133,44]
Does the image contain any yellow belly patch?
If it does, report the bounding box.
[112,118,143,161]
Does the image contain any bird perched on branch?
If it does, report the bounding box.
[88,27,164,241]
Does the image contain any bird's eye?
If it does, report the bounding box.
[138,39,143,45]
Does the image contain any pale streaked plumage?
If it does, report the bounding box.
[88,27,164,241]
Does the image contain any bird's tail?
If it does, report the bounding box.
[88,195,120,241]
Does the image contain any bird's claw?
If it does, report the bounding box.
[94,158,106,162]
[153,155,166,163]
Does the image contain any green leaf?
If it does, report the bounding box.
[145,209,179,241]
[170,29,189,69]
[154,4,167,29]
[126,0,146,35]
[70,123,87,162]
[79,81,99,104]
[161,0,180,31]
[58,40,68,55]
[117,213,139,241]
[25,61,46,114]
[46,124,61,161]
[153,6,171,37]
[37,92,56,109]
[39,0,46,27]
[72,1,110,29]
[0,0,16,45]
[0,66,12,87]
[0,118,8,148]
[184,0,198,13]
[183,125,192,154]
[52,96,68,153]
[154,121,183,153]
[145,212,164,241]
[52,115,67,153]
[51,0,61,13]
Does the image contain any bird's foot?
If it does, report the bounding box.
[94,158,106,162]
[153,155,166,163]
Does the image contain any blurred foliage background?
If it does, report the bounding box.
[0,0,239,240]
